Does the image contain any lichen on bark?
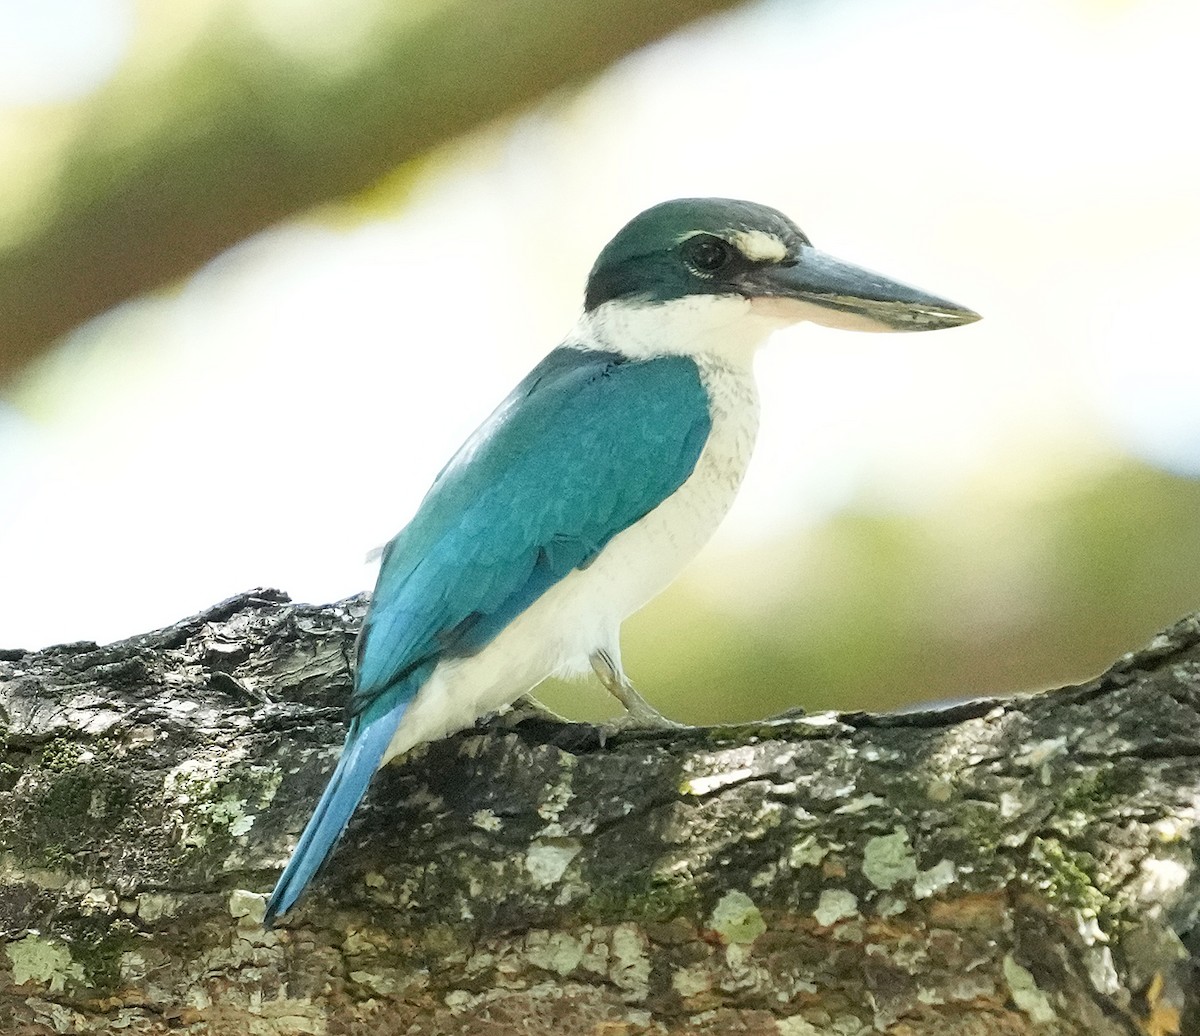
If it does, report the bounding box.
[1,590,1197,1034]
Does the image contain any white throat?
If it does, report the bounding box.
[573,295,797,368]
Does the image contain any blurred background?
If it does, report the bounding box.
[1,0,1198,723]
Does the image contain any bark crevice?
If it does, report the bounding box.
[0,590,1197,1035]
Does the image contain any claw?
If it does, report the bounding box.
[489,693,571,731]
[590,649,686,738]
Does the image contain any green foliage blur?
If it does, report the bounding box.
[3,0,1199,725]
[541,464,1200,722]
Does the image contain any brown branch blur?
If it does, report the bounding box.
[0,0,747,382]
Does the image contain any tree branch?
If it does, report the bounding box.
[1,589,1196,1033]
[0,0,746,381]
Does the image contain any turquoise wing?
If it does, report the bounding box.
[352,347,712,713]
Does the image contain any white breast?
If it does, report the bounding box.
[531,353,760,668]
[382,298,780,763]
[383,358,758,763]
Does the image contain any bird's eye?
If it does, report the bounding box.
[682,236,734,277]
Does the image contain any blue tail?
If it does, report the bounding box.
[264,692,408,924]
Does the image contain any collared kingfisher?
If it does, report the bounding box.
[264,197,979,922]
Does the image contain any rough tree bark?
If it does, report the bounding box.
[0,589,1196,1034]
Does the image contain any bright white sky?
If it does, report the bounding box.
[1,0,1198,649]
[0,0,132,104]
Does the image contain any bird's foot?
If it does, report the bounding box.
[605,699,686,731]
[589,649,686,744]
[596,703,687,748]
[489,694,571,730]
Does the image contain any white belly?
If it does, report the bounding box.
[381,356,759,763]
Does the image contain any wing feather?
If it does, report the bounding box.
[351,347,712,713]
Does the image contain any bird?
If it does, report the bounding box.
[263,197,979,922]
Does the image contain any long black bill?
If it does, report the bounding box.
[754,245,981,332]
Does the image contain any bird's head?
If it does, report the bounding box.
[582,198,979,361]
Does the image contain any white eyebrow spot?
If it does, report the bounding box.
[732,230,788,263]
